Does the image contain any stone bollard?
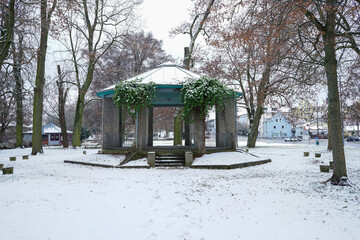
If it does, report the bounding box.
[9,157,16,161]
[83,151,86,155]
[22,155,29,160]
[147,152,156,167]
[2,167,14,175]
[329,161,333,170]
[320,165,330,173]
[315,153,321,158]
[185,151,194,167]
[304,152,309,157]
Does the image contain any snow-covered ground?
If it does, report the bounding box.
[0,140,359,240]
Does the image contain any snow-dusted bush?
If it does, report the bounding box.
[113,80,156,119]
[181,76,231,120]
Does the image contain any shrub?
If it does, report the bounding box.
[113,80,156,119]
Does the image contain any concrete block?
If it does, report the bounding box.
[320,165,329,172]
[2,167,13,174]
[147,152,156,167]
[185,151,193,167]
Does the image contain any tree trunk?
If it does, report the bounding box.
[13,36,24,148]
[31,0,57,154]
[57,65,68,148]
[247,105,263,147]
[174,108,182,146]
[72,91,85,147]
[0,0,15,67]
[72,54,95,147]
[327,112,332,151]
[184,47,190,70]
[323,1,347,183]
[32,1,52,155]
[246,67,269,148]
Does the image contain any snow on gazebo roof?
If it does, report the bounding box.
[97,62,201,97]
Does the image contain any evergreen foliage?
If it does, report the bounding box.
[181,76,231,121]
[113,80,156,119]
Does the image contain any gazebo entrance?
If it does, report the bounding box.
[152,107,183,146]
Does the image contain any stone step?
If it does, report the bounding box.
[155,159,185,164]
[155,162,185,167]
[156,155,185,160]
[156,152,185,156]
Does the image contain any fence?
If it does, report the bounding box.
[105,133,135,149]
[205,133,233,148]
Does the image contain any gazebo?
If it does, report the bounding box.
[96,62,239,154]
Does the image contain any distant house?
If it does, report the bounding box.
[237,114,249,135]
[263,112,292,138]
[23,122,72,146]
[294,125,310,140]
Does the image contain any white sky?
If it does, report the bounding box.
[47,0,192,79]
[141,0,192,61]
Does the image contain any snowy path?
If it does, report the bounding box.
[0,143,359,240]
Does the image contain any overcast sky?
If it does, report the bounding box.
[141,0,192,61]
[47,0,192,79]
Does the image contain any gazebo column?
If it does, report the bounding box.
[148,106,153,147]
[102,98,120,149]
[137,106,150,151]
[185,123,191,146]
[224,99,237,150]
[192,111,205,154]
[216,99,237,149]
[216,105,226,147]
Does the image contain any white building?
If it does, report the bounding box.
[24,122,72,146]
[263,112,292,138]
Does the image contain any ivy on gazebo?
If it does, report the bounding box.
[113,80,156,119]
[181,76,231,121]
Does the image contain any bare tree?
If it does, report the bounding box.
[56,65,69,148]
[0,0,15,68]
[58,0,142,147]
[293,0,360,185]
[171,0,216,70]
[0,68,15,142]
[203,0,321,147]
[31,0,57,155]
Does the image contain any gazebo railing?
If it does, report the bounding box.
[105,133,135,148]
[205,133,233,148]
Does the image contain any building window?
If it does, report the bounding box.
[51,134,55,141]
[272,108,277,111]
[274,126,276,129]
[282,126,284,129]
[55,134,59,140]
[276,119,278,122]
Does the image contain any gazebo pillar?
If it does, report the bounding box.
[148,106,153,147]
[137,106,150,151]
[192,111,205,154]
[185,123,191,146]
[216,99,237,150]
[224,99,237,150]
[102,98,120,149]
